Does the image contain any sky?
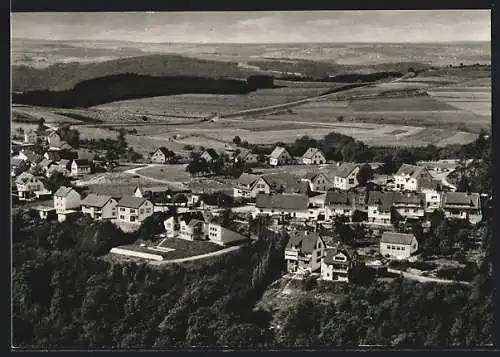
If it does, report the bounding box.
[11,10,491,44]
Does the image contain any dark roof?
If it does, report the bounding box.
[262,173,301,191]
[155,147,173,156]
[302,147,323,160]
[15,172,36,184]
[117,196,149,209]
[334,163,359,178]
[392,192,425,205]
[45,150,61,161]
[237,173,260,187]
[442,192,480,208]
[203,148,219,159]
[180,211,209,224]
[73,159,91,167]
[255,193,308,210]
[367,191,395,210]
[395,164,427,178]
[21,150,42,163]
[325,191,354,205]
[54,186,77,198]
[381,232,415,245]
[81,194,113,208]
[323,246,357,264]
[286,231,324,253]
[420,178,442,190]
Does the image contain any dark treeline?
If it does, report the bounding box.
[12,74,272,108]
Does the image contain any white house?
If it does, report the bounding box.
[234,148,259,164]
[15,172,50,201]
[116,196,154,223]
[301,172,332,192]
[24,130,38,144]
[269,146,292,166]
[163,215,178,238]
[53,186,82,214]
[392,192,426,220]
[208,217,249,246]
[302,148,326,165]
[46,131,62,147]
[321,246,359,282]
[254,193,309,220]
[81,194,118,220]
[233,173,261,199]
[324,191,356,221]
[420,179,444,213]
[367,191,394,225]
[178,211,210,241]
[393,164,433,192]
[151,147,175,164]
[442,192,482,225]
[380,232,418,260]
[331,163,360,191]
[71,159,92,176]
[284,231,326,274]
[200,149,219,162]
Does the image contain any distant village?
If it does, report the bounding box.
[11,122,487,284]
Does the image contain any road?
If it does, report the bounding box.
[149,243,244,266]
[387,268,470,285]
[123,164,188,190]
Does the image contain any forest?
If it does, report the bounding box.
[12,74,274,108]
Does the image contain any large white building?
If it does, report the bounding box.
[393,164,433,192]
[81,194,118,220]
[442,192,482,225]
[116,196,154,223]
[53,186,82,214]
[285,231,326,274]
[331,163,360,191]
[380,232,418,260]
[269,146,292,166]
[301,147,326,165]
[321,246,359,282]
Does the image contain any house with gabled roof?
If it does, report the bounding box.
[255,193,310,220]
[325,191,356,221]
[18,149,43,167]
[58,159,72,176]
[15,172,50,201]
[301,172,332,192]
[420,178,445,213]
[201,148,219,162]
[442,192,482,224]
[151,147,175,164]
[37,158,56,175]
[302,147,326,165]
[321,245,360,282]
[392,192,426,220]
[234,148,259,164]
[393,164,433,192]
[367,191,394,225]
[53,186,82,214]
[116,196,154,223]
[233,173,261,199]
[46,130,62,147]
[284,231,326,273]
[331,163,360,191]
[81,194,118,220]
[71,159,92,176]
[380,232,418,260]
[208,215,249,246]
[179,211,212,241]
[44,149,61,162]
[269,146,292,166]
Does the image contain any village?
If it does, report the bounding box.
[11,120,489,286]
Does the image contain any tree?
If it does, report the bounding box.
[356,164,374,186]
[36,117,46,132]
[233,136,242,146]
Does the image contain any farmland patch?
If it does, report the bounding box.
[349,95,458,112]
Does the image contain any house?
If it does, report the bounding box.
[367,191,394,225]
[208,216,249,246]
[81,194,118,220]
[46,130,62,147]
[442,192,482,224]
[151,147,175,164]
[24,130,38,144]
[18,150,42,167]
[269,146,292,166]
[179,211,210,241]
[324,191,356,221]
[302,148,326,165]
[15,172,50,201]
[201,149,219,162]
[45,165,60,178]
[71,159,92,176]
[44,150,61,162]
[233,173,261,199]
[53,186,82,214]
[301,172,332,192]
[116,196,154,223]
[392,192,426,220]
[393,164,433,192]
[321,246,359,282]
[163,215,179,238]
[331,163,360,191]
[36,158,56,175]
[245,172,302,199]
[380,232,418,260]
[284,231,326,274]
[420,178,444,213]
[234,148,259,164]
[255,193,309,220]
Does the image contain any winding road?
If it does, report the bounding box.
[123,164,188,190]
[148,243,244,266]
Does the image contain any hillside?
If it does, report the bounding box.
[12,54,255,92]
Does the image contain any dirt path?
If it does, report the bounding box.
[387,268,470,285]
[148,243,244,266]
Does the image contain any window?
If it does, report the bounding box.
[140,209,144,214]
[130,209,136,214]
[146,208,151,213]
[120,208,125,212]
[396,247,400,250]
[119,215,125,219]
[404,208,409,212]
[402,247,406,250]
[348,178,354,184]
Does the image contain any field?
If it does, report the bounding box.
[134,164,191,183]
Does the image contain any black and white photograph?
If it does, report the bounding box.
[10,9,493,349]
